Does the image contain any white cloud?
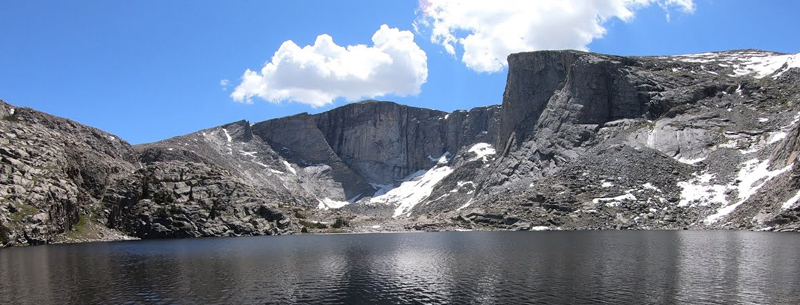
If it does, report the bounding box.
[416,0,695,73]
[231,25,428,107]
[220,79,230,91]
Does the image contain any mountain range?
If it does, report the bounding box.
[2,49,800,247]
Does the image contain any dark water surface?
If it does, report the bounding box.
[1,231,799,304]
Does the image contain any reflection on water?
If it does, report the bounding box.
[1,231,799,304]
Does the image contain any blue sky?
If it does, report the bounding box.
[1,0,799,144]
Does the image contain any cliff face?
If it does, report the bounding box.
[497,51,581,150]
[252,101,500,198]
[3,49,800,247]
[470,50,800,232]
[314,101,447,184]
[312,101,500,184]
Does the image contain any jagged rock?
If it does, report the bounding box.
[0,100,136,246]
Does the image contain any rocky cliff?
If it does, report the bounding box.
[2,49,800,247]
[461,50,800,232]
[0,100,137,245]
[0,103,297,246]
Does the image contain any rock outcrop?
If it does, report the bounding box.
[0,100,137,246]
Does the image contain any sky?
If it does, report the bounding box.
[1,0,799,144]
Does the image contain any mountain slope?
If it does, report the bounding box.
[448,50,800,231]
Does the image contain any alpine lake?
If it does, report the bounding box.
[1,230,799,304]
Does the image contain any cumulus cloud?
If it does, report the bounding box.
[231,25,428,107]
[416,0,695,73]
[220,79,230,91]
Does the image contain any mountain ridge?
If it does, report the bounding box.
[2,49,800,247]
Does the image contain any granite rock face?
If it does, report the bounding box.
[254,101,500,199]
[3,49,800,247]
[460,50,800,232]
[102,161,291,238]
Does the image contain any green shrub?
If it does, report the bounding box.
[65,215,91,239]
[332,217,349,229]
[10,204,37,222]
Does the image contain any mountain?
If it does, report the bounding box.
[2,49,800,246]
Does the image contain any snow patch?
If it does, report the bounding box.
[722,130,791,154]
[734,159,793,204]
[678,173,727,208]
[222,128,232,143]
[452,181,475,194]
[592,192,636,207]
[370,165,454,217]
[704,159,794,224]
[674,51,800,79]
[282,160,296,175]
[468,143,495,162]
[456,181,474,187]
[676,156,706,165]
[758,117,769,123]
[782,191,800,210]
[785,112,800,129]
[428,152,452,164]
[642,183,661,192]
[437,152,451,164]
[769,132,787,144]
[529,226,550,231]
[601,181,614,188]
[456,198,474,211]
[240,151,257,157]
[7,108,14,115]
[317,197,350,210]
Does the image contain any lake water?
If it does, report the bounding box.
[1,231,799,304]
